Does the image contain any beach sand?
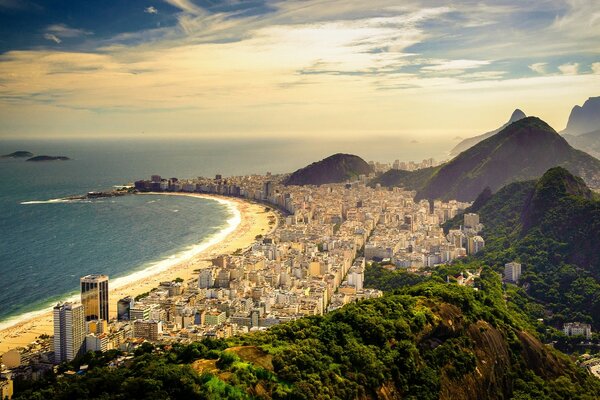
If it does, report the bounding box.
[0,194,277,355]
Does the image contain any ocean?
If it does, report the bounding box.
[0,136,451,328]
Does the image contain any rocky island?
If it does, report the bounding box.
[26,155,70,162]
[1,151,34,158]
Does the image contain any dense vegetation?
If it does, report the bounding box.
[449,108,526,157]
[13,268,600,400]
[445,167,600,329]
[284,153,373,186]
[368,166,438,192]
[421,117,600,201]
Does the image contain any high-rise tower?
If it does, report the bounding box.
[53,302,85,363]
[80,274,109,321]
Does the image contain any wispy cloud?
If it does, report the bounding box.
[42,24,93,44]
[163,0,205,16]
[43,33,61,44]
[1,0,600,138]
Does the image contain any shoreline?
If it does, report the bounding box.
[0,193,276,355]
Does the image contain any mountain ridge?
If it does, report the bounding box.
[415,117,600,201]
[449,109,526,157]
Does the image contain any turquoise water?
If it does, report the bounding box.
[0,137,450,326]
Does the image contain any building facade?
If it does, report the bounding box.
[80,275,109,321]
[53,302,86,363]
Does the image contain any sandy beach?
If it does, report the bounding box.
[0,193,277,355]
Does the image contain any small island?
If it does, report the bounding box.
[26,155,70,162]
[1,151,34,158]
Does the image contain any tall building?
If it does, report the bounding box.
[504,262,522,282]
[80,274,109,321]
[263,181,273,200]
[53,302,86,363]
[117,296,134,321]
[198,269,214,289]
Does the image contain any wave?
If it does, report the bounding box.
[0,194,241,332]
[20,198,74,205]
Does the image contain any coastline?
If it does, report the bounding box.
[0,193,277,355]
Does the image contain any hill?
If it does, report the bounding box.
[449,109,526,157]
[415,117,600,201]
[564,128,600,158]
[369,166,439,192]
[444,167,600,328]
[13,271,600,400]
[284,153,373,186]
[2,151,33,158]
[561,96,600,136]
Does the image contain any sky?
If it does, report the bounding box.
[0,0,599,141]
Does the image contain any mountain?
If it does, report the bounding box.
[563,128,600,158]
[444,167,600,328]
[415,117,600,201]
[369,166,439,192]
[449,109,526,157]
[284,153,373,186]
[13,272,600,400]
[561,96,600,136]
[1,150,33,158]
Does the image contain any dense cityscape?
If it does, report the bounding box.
[2,158,597,398]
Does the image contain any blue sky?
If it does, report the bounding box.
[0,0,599,139]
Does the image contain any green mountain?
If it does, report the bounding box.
[444,167,600,328]
[416,117,600,201]
[284,153,373,186]
[13,271,600,400]
[370,166,439,192]
[449,109,527,157]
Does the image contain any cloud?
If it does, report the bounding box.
[422,59,490,72]
[43,24,93,44]
[2,0,600,139]
[592,62,600,74]
[163,0,205,16]
[43,33,61,44]
[528,62,547,74]
[558,62,579,75]
[46,24,93,38]
[145,6,158,14]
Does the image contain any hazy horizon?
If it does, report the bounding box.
[1,0,599,140]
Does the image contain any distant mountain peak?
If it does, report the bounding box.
[449,108,526,157]
[508,109,526,123]
[562,96,600,135]
[416,116,600,201]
